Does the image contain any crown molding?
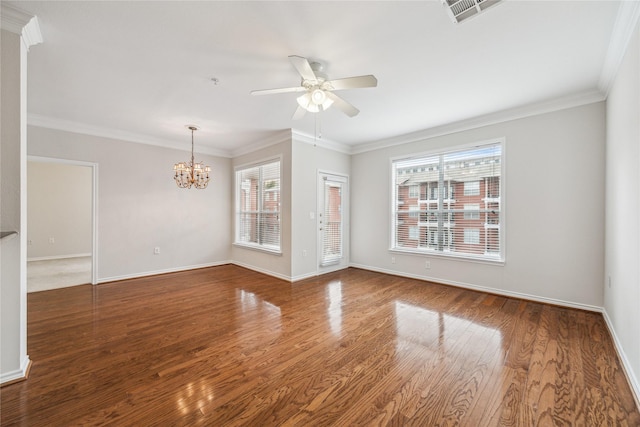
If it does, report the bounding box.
[1,2,33,34]
[291,129,351,154]
[21,15,42,50]
[27,114,232,158]
[598,1,640,96]
[29,87,605,161]
[1,3,42,50]
[229,129,293,158]
[351,89,605,155]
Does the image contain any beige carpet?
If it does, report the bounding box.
[28,256,92,293]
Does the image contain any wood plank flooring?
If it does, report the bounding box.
[1,265,638,426]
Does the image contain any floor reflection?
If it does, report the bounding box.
[234,288,282,349]
[394,301,503,360]
[326,280,343,336]
[175,379,215,416]
[237,289,281,316]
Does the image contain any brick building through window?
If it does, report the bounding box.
[393,143,502,260]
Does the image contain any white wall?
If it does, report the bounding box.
[1,28,26,384]
[27,126,231,282]
[351,102,605,309]
[230,134,292,280]
[27,161,92,259]
[291,136,351,280]
[605,19,640,398]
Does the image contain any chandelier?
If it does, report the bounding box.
[173,125,211,189]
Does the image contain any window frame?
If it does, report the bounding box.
[390,139,505,264]
[234,157,282,255]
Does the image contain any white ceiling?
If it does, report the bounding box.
[12,1,623,157]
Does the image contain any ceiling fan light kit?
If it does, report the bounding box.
[296,89,334,113]
[251,55,377,119]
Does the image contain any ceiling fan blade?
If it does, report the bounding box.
[327,75,378,90]
[325,92,360,117]
[292,105,307,120]
[289,55,317,82]
[250,86,306,96]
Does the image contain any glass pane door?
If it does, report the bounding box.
[319,173,347,267]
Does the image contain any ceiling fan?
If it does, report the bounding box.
[251,55,377,119]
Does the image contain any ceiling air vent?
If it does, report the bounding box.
[442,0,503,24]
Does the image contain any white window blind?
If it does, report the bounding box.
[235,159,281,252]
[392,141,503,261]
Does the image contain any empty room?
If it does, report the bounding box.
[1,1,639,425]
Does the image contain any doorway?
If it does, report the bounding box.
[317,171,349,274]
[27,157,97,292]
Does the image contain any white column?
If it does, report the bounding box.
[0,3,42,385]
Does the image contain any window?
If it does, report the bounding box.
[409,226,419,240]
[408,185,419,198]
[464,228,480,244]
[235,159,281,252]
[463,203,480,220]
[391,141,503,261]
[464,181,480,196]
[429,184,438,200]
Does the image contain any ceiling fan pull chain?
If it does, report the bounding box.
[314,111,323,146]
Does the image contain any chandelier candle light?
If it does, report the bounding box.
[173,125,211,189]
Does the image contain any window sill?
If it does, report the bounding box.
[389,247,505,266]
[233,242,282,256]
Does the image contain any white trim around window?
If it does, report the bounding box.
[390,139,505,263]
[234,157,282,254]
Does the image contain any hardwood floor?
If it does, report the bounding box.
[2,265,638,426]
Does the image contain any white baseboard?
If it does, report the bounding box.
[290,271,318,282]
[348,263,640,407]
[231,261,292,282]
[27,253,91,262]
[601,309,640,408]
[0,356,31,386]
[97,261,232,284]
[231,263,348,283]
[348,262,602,312]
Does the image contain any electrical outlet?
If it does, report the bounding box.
[49,237,55,244]
[154,247,160,255]
[28,240,33,245]
[303,250,307,257]
[391,257,396,264]
[425,260,431,269]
